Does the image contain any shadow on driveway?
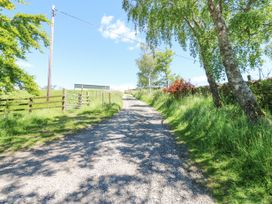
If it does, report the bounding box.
[0,98,214,204]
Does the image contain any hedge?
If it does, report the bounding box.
[195,78,272,112]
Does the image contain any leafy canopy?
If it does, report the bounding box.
[0,0,49,94]
[136,45,175,88]
[122,0,225,81]
[226,0,272,71]
[136,52,158,88]
[155,49,174,87]
[123,0,272,80]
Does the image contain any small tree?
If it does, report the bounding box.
[136,53,158,91]
[155,49,174,88]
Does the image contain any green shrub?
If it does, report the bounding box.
[194,78,272,113]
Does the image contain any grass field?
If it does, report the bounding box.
[0,90,123,153]
[134,90,272,204]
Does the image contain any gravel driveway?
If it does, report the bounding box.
[0,96,214,204]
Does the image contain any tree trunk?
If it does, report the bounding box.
[207,0,264,121]
[205,69,222,108]
[198,44,222,108]
[184,18,222,108]
[200,50,222,108]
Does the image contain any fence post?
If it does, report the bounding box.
[81,84,84,95]
[109,92,111,104]
[87,92,90,106]
[78,93,82,109]
[29,97,33,113]
[62,89,66,112]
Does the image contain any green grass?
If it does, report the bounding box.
[0,90,123,153]
[135,90,272,203]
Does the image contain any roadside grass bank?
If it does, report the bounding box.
[0,91,123,153]
[134,90,272,203]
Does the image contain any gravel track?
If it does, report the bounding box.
[0,96,214,204]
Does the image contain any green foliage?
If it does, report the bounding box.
[0,57,40,94]
[122,0,224,80]
[195,78,272,113]
[155,49,174,87]
[136,47,175,88]
[136,52,157,88]
[123,0,272,79]
[265,43,272,60]
[124,0,272,119]
[0,0,17,10]
[0,0,49,94]
[249,79,272,112]
[228,1,272,71]
[135,90,272,203]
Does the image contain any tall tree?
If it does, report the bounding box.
[0,0,49,94]
[207,0,265,120]
[123,0,271,117]
[184,16,224,108]
[155,49,174,88]
[122,0,223,108]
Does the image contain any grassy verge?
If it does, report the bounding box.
[134,90,272,203]
[0,96,122,153]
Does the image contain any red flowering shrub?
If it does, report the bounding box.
[163,79,195,98]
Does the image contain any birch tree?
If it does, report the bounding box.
[123,0,223,108]
[206,0,269,120]
[123,0,271,119]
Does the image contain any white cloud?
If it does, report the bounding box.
[16,60,33,69]
[99,15,142,50]
[101,15,114,25]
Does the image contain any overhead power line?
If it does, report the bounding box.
[57,9,96,27]
[57,9,145,45]
[55,8,195,61]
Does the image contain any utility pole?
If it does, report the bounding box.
[47,5,56,101]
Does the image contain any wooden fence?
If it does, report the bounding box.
[0,89,113,114]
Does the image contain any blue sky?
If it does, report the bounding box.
[13,0,272,90]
